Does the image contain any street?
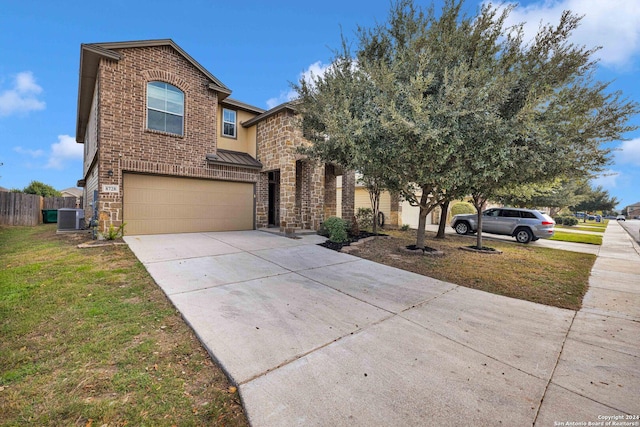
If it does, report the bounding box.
[619,218,640,243]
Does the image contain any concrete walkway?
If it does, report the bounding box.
[124,222,639,426]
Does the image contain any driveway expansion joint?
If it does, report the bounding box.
[533,311,578,425]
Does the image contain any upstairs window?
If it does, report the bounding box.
[222,108,236,138]
[147,81,184,135]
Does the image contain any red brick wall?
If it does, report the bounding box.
[94,45,257,231]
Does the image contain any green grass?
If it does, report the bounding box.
[0,224,248,426]
[575,220,608,229]
[556,225,604,233]
[550,230,603,245]
[355,229,596,310]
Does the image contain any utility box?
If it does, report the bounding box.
[57,208,85,230]
[42,209,58,223]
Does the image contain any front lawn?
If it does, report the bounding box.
[550,230,603,245]
[556,225,604,233]
[352,229,595,310]
[0,225,247,426]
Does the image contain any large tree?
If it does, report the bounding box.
[297,0,637,249]
[22,180,61,197]
[571,185,619,216]
[296,46,397,234]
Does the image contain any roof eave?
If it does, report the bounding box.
[76,44,123,143]
[242,102,298,128]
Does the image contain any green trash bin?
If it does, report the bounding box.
[42,209,58,223]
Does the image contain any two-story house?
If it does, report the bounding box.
[76,39,357,236]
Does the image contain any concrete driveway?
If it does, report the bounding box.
[124,225,639,426]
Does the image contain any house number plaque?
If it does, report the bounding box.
[102,184,119,193]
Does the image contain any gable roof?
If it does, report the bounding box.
[221,98,265,115]
[60,187,83,197]
[76,39,232,143]
[241,102,297,128]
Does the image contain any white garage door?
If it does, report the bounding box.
[123,173,254,235]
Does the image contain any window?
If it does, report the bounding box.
[147,81,184,135]
[222,108,236,138]
[500,209,521,218]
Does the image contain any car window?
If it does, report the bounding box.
[500,209,521,218]
[521,211,537,219]
[484,209,499,217]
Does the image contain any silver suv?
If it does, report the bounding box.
[451,208,555,244]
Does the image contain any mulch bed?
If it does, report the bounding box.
[319,231,388,252]
[459,245,503,254]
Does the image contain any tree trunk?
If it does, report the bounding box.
[369,187,380,235]
[436,199,450,239]
[415,191,431,249]
[473,194,486,249]
[476,209,483,249]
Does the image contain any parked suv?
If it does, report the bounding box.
[451,208,555,244]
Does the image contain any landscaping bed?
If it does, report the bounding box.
[350,229,595,310]
[318,231,388,251]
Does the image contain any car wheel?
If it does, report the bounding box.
[515,228,533,244]
[454,221,470,235]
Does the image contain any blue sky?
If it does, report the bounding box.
[1,0,639,209]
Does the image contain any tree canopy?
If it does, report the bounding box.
[296,0,638,249]
[22,181,61,197]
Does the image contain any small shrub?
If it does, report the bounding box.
[450,202,476,216]
[355,207,374,231]
[101,223,126,240]
[401,224,410,231]
[562,216,578,226]
[554,216,564,225]
[324,216,349,243]
[317,222,330,237]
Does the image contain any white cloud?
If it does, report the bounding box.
[496,0,640,69]
[46,135,83,170]
[0,71,46,117]
[13,146,45,158]
[591,169,620,188]
[266,61,330,109]
[617,138,640,166]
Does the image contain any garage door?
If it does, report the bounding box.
[123,173,254,235]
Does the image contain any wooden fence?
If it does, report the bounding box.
[0,193,81,226]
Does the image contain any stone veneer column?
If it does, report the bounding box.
[309,162,325,230]
[280,161,297,232]
[341,169,356,222]
[256,172,269,228]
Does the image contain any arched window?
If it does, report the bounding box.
[147,81,184,135]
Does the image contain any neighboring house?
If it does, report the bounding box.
[75,39,355,235]
[0,186,8,192]
[626,203,640,218]
[60,187,83,198]
[60,187,83,208]
[335,175,421,228]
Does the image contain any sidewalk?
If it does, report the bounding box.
[536,221,640,424]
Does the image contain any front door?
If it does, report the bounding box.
[268,171,280,227]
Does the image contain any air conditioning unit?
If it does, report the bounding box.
[58,208,85,231]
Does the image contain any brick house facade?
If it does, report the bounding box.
[76,39,355,235]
